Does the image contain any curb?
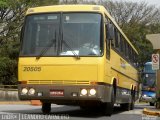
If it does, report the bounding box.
[0,101,31,105]
[143,108,160,116]
[0,100,42,106]
[31,100,42,106]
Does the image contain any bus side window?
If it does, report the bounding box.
[129,46,132,61]
[134,52,138,67]
[126,43,130,58]
[114,28,119,49]
[111,27,116,47]
[106,26,110,59]
[117,32,121,51]
[124,42,128,57]
[120,35,124,53]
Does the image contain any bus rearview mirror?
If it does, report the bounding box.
[20,26,24,42]
[106,23,114,41]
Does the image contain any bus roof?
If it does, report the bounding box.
[26,5,106,14]
[144,62,155,73]
[26,5,138,54]
[145,62,152,65]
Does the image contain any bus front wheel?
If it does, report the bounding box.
[42,103,51,114]
[130,94,135,110]
[103,88,115,116]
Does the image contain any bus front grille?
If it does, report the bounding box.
[27,80,90,85]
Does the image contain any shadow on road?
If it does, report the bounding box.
[2,105,136,118]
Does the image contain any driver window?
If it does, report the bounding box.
[105,16,110,59]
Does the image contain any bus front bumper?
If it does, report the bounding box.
[18,84,112,103]
[140,96,155,103]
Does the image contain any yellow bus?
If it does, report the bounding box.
[18,5,139,116]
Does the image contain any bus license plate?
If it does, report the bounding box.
[50,90,64,96]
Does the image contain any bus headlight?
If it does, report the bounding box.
[28,88,35,95]
[143,94,147,97]
[80,89,87,96]
[21,88,28,95]
[89,89,96,96]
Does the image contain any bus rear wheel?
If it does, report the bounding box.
[120,92,135,111]
[150,102,155,106]
[42,103,51,114]
[120,103,130,111]
[130,96,135,110]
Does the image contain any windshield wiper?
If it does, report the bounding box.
[36,31,56,60]
[62,40,80,59]
[61,28,80,59]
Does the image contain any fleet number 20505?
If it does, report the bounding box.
[23,67,41,72]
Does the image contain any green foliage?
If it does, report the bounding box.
[60,0,159,67]
[22,0,59,7]
[122,23,154,66]
[0,0,8,7]
[0,0,59,85]
[0,0,160,85]
[0,57,17,85]
[102,1,160,68]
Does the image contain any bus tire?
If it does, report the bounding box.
[42,103,51,114]
[150,102,155,106]
[130,100,135,110]
[130,94,135,110]
[103,88,114,116]
[121,93,134,111]
[120,103,130,111]
[80,105,90,110]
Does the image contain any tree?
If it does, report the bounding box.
[60,0,78,4]
[0,0,59,85]
[65,0,160,67]
[102,1,160,66]
[60,0,97,4]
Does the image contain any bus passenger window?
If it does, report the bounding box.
[115,28,119,49]
[106,23,110,59]
[126,44,130,58]
[129,46,132,60]
[105,16,110,59]
[120,35,124,53]
[111,27,116,47]
[124,42,128,57]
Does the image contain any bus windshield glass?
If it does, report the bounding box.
[142,73,156,87]
[142,62,156,90]
[20,13,102,57]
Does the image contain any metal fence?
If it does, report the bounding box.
[0,85,18,90]
[0,85,19,101]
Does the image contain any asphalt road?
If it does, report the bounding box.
[0,103,158,120]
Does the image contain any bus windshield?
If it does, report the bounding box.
[20,13,102,57]
[142,62,156,91]
[142,73,156,87]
